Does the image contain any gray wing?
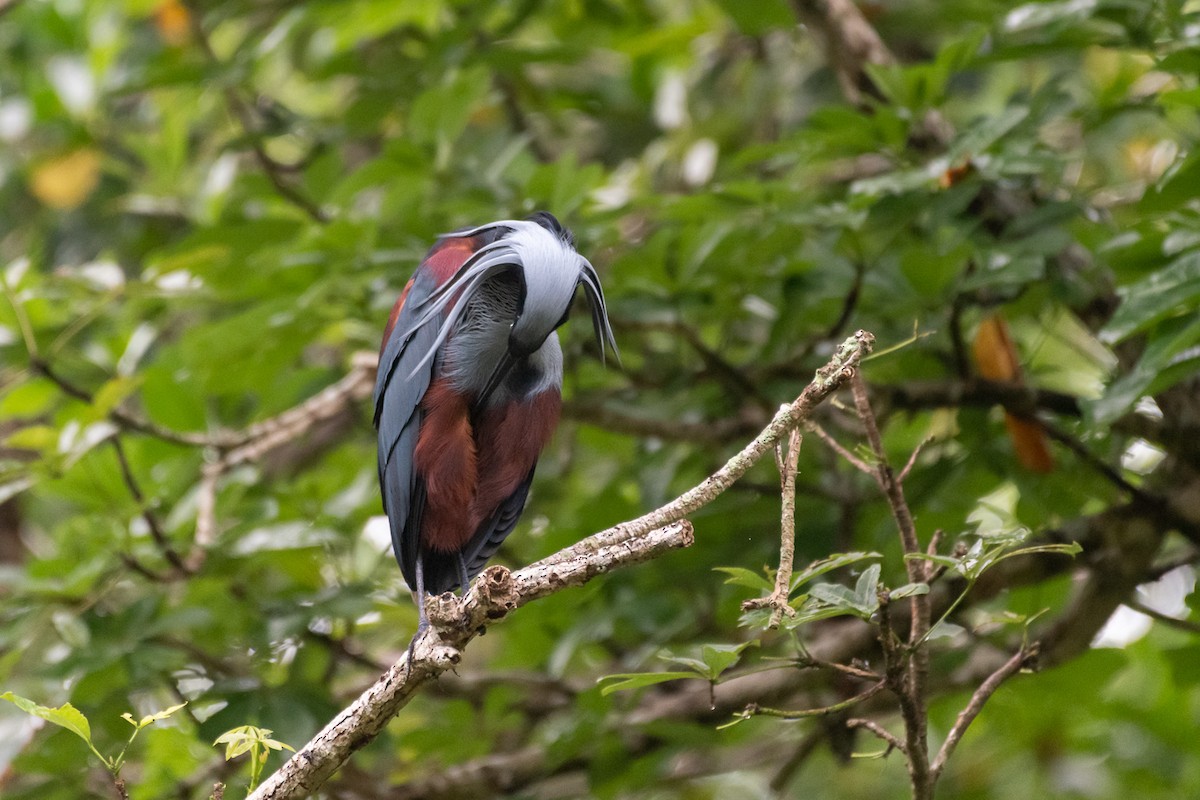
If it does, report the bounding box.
[374,270,440,591]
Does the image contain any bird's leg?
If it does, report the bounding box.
[456,552,471,598]
[406,550,429,674]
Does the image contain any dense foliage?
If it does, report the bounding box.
[2,0,1200,798]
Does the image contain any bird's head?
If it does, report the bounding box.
[505,211,611,358]
[408,212,618,371]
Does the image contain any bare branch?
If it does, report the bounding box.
[541,331,874,568]
[878,379,1082,419]
[768,731,824,794]
[739,680,886,720]
[742,426,802,627]
[789,0,895,105]
[806,420,875,475]
[852,374,933,798]
[930,643,1035,780]
[875,590,931,798]
[847,717,908,756]
[850,376,922,578]
[30,358,223,447]
[111,438,190,575]
[1126,599,1200,635]
[249,521,694,800]
[247,332,874,800]
[187,354,376,569]
[796,654,881,682]
[898,437,932,484]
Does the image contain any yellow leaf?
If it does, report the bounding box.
[4,424,58,451]
[29,149,102,210]
[155,0,191,47]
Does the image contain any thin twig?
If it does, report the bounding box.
[614,317,774,411]
[1040,422,1200,544]
[897,437,932,483]
[186,6,329,224]
[850,376,922,578]
[111,438,189,575]
[847,718,907,755]
[248,333,875,800]
[929,643,1035,780]
[851,375,932,798]
[740,680,886,720]
[805,421,875,475]
[186,353,377,570]
[879,378,1082,418]
[876,591,931,797]
[30,358,230,447]
[1127,600,1200,635]
[742,427,802,627]
[795,655,881,682]
[118,552,170,582]
[540,332,874,569]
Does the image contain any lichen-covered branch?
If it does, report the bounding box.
[247,331,874,800]
[741,426,802,627]
[541,330,874,568]
[248,521,694,800]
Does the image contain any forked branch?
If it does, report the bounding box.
[247,331,874,800]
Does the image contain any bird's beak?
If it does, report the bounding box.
[475,350,516,411]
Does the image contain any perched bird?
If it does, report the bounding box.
[374,212,617,631]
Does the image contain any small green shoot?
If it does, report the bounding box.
[599,640,758,696]
[214,725,295,792]
[0,691,186,776]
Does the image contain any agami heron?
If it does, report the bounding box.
[374,212,617,635]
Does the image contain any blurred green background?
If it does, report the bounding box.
[2,0,1200,797]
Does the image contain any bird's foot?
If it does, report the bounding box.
[405,616,430,676]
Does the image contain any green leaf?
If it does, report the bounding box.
[713,566,774,592]
[1103,250,1200,343]
[90,376,141,419]
[698,642,757,680]
[124,702,188,729]
[948,105,1030,161]
[409,66,491,148]
[214,725,292,760]
[783,601,866,628]
[1139,152,1200,214]
[1092,314,1200,425]
[1,692,95,751]
[993,542,1082,564]
[659,641,758,682]
[889,582,930,599]
[854,564,882,608]
[3,424,58,451]
[790,552,882,592]
[597,672,697,696]
[712,0,793,34]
